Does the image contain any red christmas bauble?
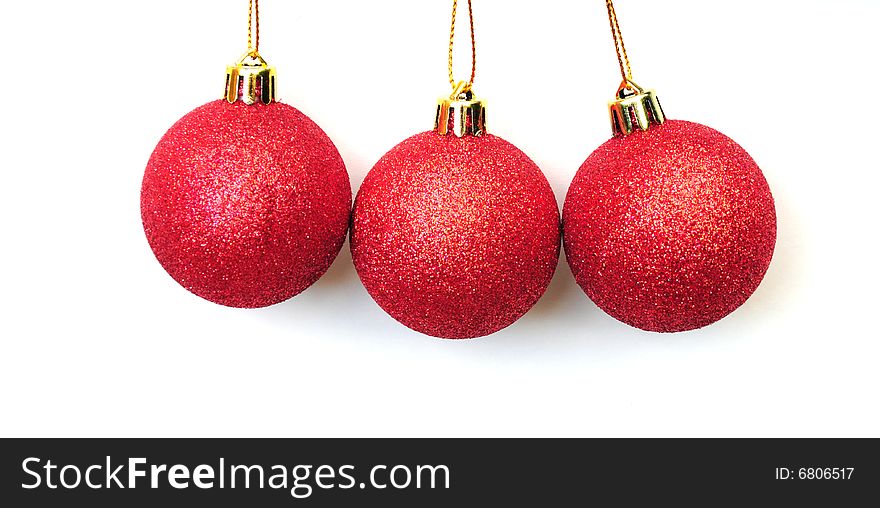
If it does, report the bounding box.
[351,131,560,339]
[563,120,776,332]
[141,99,351,308]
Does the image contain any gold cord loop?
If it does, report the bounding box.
[448,0,476,98]
[247,0,260,57]
[606,0,633,92]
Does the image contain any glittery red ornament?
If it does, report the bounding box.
[141,99,351,308]
[563,119,776,332]
[351,131,560,339]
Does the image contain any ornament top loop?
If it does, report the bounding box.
[450,80,473,100]
[609,79,665,137]
[616,78,644,98]
[437,1,482,137]
[225,52,277,105]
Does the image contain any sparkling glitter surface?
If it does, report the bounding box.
[351,131,561,339]
[563,120,776,332]
[141,100,351,308]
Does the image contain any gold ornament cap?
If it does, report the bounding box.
[225,52,276,105]
[609,79,665,136]
[434,83,486,137]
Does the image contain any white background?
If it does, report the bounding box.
[1,0,878,437]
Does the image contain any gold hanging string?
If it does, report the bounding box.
[604,1,665,134]
[448,0,476,98]
[606,0,634,88]
[247,0,260,57]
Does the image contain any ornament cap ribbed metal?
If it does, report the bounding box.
[434,84,486,137]
[608,79,665,136]
[225,52,276,105]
